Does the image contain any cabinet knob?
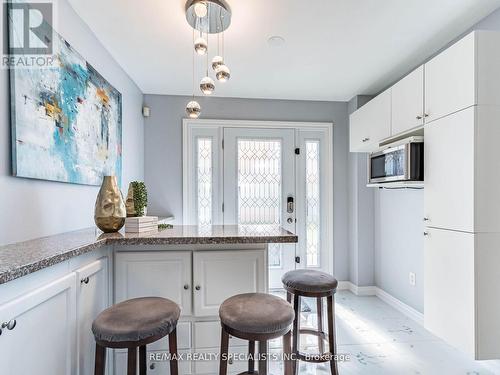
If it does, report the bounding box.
[362,137,370,143]
[195,285,201,291]
[81,277,90,285]
[423,217,429,221]
[150,363,156,370]
[423,232,429,236]
[416,115,423,120]
[424,113,429,117]
[183,284,189,290]
[1,320,16,331]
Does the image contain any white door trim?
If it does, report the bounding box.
[182,118,334,274]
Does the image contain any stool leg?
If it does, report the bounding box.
[248,341,255,373]
[283,330,292,375]
[292,294,300,375]
[94,343,106,375]
[169,328,179,375]
[317,297,325,354]
[139,345,146,375]
[219,328,230,375]
[327,295,339,375]
[127,347,137,375]
[258,340,268,375]
[287,291,292,303]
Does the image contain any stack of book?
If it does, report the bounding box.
[125,216,158,233]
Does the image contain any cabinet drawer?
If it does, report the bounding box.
[114,349,191,375]
[193,346,248,375]
[194,321,246,348]
[115,251,192,315]
[148,321,192,351]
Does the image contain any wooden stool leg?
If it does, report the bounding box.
[258,340,268,375]
[139,345,146,375]
[327,295,339,375]
[248,340,255,373]
[317,297,325,354]
[94,343,106,375]
[219,328,230,375]
[283,330,293,375]
[169,328,179,375]
[127,347,137,375]
[292,294,300,375]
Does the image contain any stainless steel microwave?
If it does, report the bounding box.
[368,136,424,184]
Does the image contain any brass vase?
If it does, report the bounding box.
[94,176,126,232]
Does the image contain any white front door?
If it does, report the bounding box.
[223,128,296,289]
[183,120,333,289]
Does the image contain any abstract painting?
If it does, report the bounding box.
[9,10,122,186]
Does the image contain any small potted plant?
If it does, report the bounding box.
[125,181,148,217]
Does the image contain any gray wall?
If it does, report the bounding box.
[143,95,350,280]
[369,7,500,313]
[0,0,144,246]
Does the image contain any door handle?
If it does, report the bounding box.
[287,196,294,213]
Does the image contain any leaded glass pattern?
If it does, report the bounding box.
[197,138,212,226]
[306,141,320,267]
[237,139,282,268]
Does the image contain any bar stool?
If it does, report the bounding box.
[219,293,295,375]
[282,269,339,375]
[92,297,181,375]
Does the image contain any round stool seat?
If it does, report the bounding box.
[282,269,338,294]
[219,293,294,335]
[92,297,180,344]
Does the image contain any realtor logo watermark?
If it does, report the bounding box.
[3,1,55,68]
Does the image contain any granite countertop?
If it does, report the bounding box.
[0,225,298,285]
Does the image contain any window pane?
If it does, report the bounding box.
[197,138,212,226]
[237,139,282,268]
[306,141,320,267]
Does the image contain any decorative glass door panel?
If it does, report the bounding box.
[224,128,296,289]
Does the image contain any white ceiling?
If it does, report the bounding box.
[68,0,500,101]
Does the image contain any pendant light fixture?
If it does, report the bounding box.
[186,29,201,118]
[185,0,232,116]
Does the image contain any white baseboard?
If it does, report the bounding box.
[337,281,424,325]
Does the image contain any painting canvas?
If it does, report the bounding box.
[9,7,122,186]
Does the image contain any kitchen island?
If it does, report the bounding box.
[0,225,297,375]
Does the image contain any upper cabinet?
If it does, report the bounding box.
[349,89,391,152]
[425,32,476,123]
[425,31,500,123]
[391,66,424,134]
[349,31,500,153]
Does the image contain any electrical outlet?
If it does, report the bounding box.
[409,272,416,287]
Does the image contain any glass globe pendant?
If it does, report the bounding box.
[215,64,230,82]
[186,100,201,118]
[200,76,215,95]
[194,37,207,55]
[211,55,224,71]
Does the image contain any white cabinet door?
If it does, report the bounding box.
[391,66,424,135]
[425,32,475,123]
[115,252,192,315]
[193,250,266,317]
[349,89,391,152]
[76,258,109,375]
[424,228,475,357]
[0,273,76,375]
[424,107,475,232]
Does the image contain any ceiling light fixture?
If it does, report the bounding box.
[185,0,232,116]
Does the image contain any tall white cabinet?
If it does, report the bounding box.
[424,30,500,360]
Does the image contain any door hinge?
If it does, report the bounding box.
[222,203,224,212]
[295,148,300,155]
[222,139,224,149]
[295,256,301,264]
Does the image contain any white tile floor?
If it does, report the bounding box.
[267,291,500,375]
